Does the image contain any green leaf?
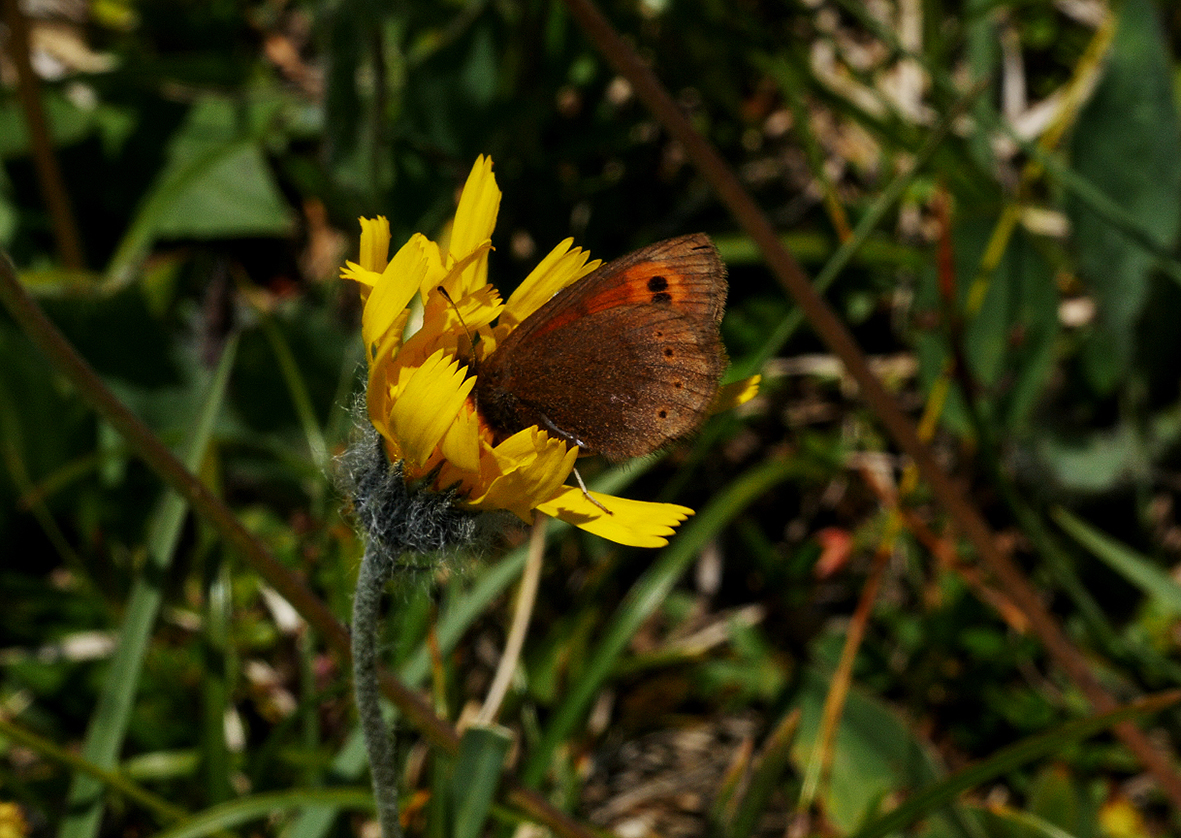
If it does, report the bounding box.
[1027,764,1095,838]
[0,91,102,157]
[148,142,293,239]
[792,668,973,836]
[1067,0,1181,392]
[106,97,294,284]
[1031,421,1149,494]
[448,724,512,838]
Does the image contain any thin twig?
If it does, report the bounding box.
[560,0,1181,810]
[1,0,84,269]
[799,546,890,810]
[478,514,548,725]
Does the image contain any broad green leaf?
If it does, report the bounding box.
[106,96,294,283]
[791,668,973,836]
[1031,421,1150,494]
[148,142,293,239]
[0,91,103,158]
[1027,764,1096,838]
[1067,0,1181,392]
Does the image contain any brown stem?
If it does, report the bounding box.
[560,0,1181,810]
[2,0,84,269]
[0,252,597,838]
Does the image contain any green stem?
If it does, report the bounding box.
[352,545,402,838]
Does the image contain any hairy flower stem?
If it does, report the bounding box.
[352,545,402,838]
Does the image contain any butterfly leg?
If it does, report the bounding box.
[572,466,613,515]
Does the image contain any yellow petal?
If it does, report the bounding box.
[384,247,503,398]
[424,241,498,315]
[711,375,761,414]
[358,216,391,272]
[419,237,446,290]
[501,238,600,329]
[447,156,501,292]
[460,428,578,519]
[536,487,694,548]
[426,282,502,334]
[393,293,495,387]
[437,400,482,474]
[389,348,475,469]
[365,315,409,436]
[341,261,382,289]
[361,235,431,359]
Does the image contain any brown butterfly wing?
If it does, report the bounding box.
[476,234,728,460]
[507,233,726,339]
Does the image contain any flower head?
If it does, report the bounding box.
[341,157,757,548]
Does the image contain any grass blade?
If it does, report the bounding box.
[59,336,238,838]
[1052,506,1181,616]
[154,789,375,838]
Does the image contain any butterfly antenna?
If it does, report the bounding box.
[436,286,479,372]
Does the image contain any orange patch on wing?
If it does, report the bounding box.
[586,263,693,309]
[534,263,690,333]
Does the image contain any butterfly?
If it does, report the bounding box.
[475,233,728,461]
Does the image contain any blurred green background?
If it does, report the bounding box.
[4,1,1181,836]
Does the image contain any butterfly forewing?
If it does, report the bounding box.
[476,233,728,460]
[508,234,725,343]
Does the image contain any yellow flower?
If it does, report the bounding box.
[341,156,756,548]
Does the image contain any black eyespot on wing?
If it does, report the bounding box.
[648,276,669,292]
[651,291,673,304]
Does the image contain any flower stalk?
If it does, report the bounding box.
[351,543,402,838]
[338,430,479,838]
